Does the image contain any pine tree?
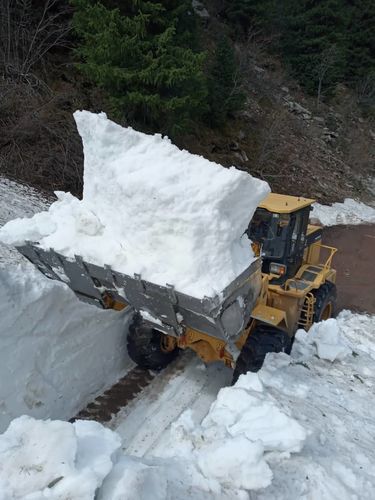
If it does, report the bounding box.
[280,0,348,97]
[224,0,257,31]
[346,0,375,83]
[71,0,208,135]
[223,0,374,101]
[224,0,276,33]
[208,37,245,126]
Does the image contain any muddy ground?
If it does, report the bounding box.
[323,224,375,315]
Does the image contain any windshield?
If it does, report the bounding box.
[248,209,290,259]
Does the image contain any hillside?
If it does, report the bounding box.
[0,0,373,204]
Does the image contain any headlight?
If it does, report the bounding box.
[270,262,286,276]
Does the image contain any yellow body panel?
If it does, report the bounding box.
[251,303,288,329]
[259,193,315,213]
[176,327,234,368]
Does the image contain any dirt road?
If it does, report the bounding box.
[323,224,375,315]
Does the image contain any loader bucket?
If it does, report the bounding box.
[16,243,262,342]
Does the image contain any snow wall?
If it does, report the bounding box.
[0,264,133,433]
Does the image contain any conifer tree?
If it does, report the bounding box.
[281,0,348,96]
[71,0,208,135]
[224,0,280,34]
[223,0,374,100]
[346,0,375,82]
[208,37,245,126]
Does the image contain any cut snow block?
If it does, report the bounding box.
[0,111,270,299]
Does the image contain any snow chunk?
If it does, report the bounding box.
[0,416,121,500]
[0,111,270,298]
[0,416,76,498]
[311,198,375,226]
[140,310,163,326]
[203,373,306,453]
[335,310,375,359]
[155,371,306,493]
[98,456,169,500]
[295,318,351,362]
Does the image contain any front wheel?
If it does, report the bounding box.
[127,315,179,370]
[313,282,337,323]
[232,323,292,384]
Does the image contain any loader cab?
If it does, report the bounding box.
[248,194,315,282]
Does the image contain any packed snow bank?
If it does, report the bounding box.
[0,111,270,298]
[0,177,134,433]
[311,198,375,226]
[0,265,133,433]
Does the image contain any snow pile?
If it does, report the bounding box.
[253,311,375,499]
[153,371,306,493]
[295,318,352,362]
[311,198,375,226]
[2,311,375,499]
[0,111,270,298]
[335,309,375,359]
[0,372,305,499]
[0,265,133,433]
[0,416,120,500]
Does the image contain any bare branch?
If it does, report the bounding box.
[0,0,71,89]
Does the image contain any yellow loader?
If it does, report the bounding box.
[17,193,337,383]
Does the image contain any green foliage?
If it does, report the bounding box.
[208,37,245,126]
[280,0,348,96]
[224,0,375,102]
[71,0,208,135]
[224,0,279,33]
[346,0,375,83]
[224,0,260,31]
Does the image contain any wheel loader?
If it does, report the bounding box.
[17,193,337,383]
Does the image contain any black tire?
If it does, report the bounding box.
[313,281,337,323]
[127,315,179,370]
[232,323,292,385]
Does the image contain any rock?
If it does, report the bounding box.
[240,149,249,162]
[254,65,266,74]
[229,141,239,151]
[238,130,246,140]
[234,150,249,162]
[192,0,210,18]
[314,117,325,124]
[281,86,289,93]
[323,129,339,142]
[285,100,312,118]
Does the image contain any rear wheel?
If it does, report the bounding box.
[232,323,292,385]
[127,315,179,370]
[290,281,337,349]
[313,282,337,323]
